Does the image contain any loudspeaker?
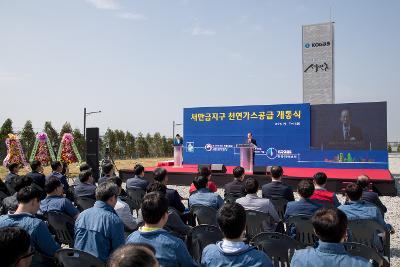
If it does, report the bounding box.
[253,166,267,175]
[198,164,211,173]
[86,127,100,180]
[210,164,227,174]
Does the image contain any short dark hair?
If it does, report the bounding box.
[233,166,244,178]
[109,177,123,188]
[79,163,91,172]
[313,172,328,185]
[108,243,157,267]
[44,176,62,194]
[146,182,167,194]
[244,178,259,194]
[356,175,370,189]
[96,182,118,202]
[345,183,363,201]
[0,227,31,267]
[153,168,167,182]
[13,176,32,192]
[16,186,42,203]
[297,179,314,198]
[51,161,62,171]
[30,160,41,171]
[193,175,208,190]
[199,166,211,178]
[8,163,19,172]
[141,192,169,224]
[270,166,283,179]
[79,170,92,183]
[102,163,113,175]
[312,208,348,243]
[133,164,145,176]
[217,202,246,239]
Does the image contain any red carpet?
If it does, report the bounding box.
[147,164,392,181]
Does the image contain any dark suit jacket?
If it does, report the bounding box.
[262,181,295,202]
[332,125,363,142]
[166,188,185,213]
[126,175,149,191]
[26,171,46,190]
[361,190,387,215]
[223,179,246,198]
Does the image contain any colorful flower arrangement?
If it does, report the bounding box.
[57,133,82,164]
[3,134,28,167]
[30,132,56,166]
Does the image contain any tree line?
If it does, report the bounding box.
[0,118,173,161]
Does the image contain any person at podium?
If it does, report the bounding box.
[173,134,183,146]
[246,132,257,165]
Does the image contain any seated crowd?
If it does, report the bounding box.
[0,162,393,267]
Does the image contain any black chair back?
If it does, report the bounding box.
[224,194,241,204]
[270,198,288,221]
[245,210,276,240]
[55,248,105,267]
[344,242,389,267]
[187,225,223,264]
[46,211,75,247]
[189,204,218,226]
[348,219,390,257]
[75,197,96,211]
[286,215,317,246]
[126,188,146,214]
[250,232,305,267]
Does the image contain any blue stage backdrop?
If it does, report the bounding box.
[183,102,388,169]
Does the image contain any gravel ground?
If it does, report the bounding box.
[167,155,400,266]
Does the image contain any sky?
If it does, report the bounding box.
[0,0,399,139]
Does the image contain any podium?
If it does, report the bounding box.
[173,145,183,168]
[238,144,254,172]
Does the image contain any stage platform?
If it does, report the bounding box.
[119,164,397,196]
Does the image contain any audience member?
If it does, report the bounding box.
[126,192,196,267]
[26,160,46,190]
[261,166,295,201]
[189,166,217,194]
[338,183,393,233]
[224,166,246,200]
[357,175,387,215]
[126,164,149,191]
[74,170,97,199]
[310,172,340,207]
[284,179,322,221]
[1,176,33,215]
[4,163,20,195]
[0,227,34,267]
[188,175,224,209]
[153,168,185,213]
[236,178,280,231]
[98,163,115,184]
[47,161,69,192]
[109,177,137,231]
[146,182,191,238]
[73,163,91,185]
[108,243,159,267]
[291,208,372,267]
[75,182,125,262]
[201,202,274,267]
[0,178,10,197]
[0,186,60,267]
[39,176,79,219]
